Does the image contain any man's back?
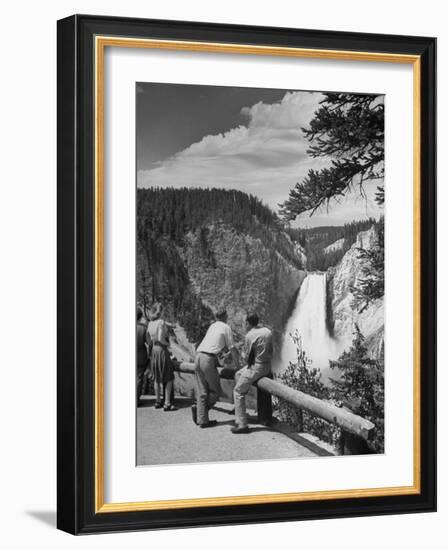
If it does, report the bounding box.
[197,321,234,355]
[245,326,273,365]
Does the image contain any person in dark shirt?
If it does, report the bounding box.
[136,307,148,407]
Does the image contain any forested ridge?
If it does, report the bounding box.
[137,187,301,269]
[286,218,380,271]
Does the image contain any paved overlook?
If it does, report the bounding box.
[137,396,324,466]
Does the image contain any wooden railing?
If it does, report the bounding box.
[174,361,375,455]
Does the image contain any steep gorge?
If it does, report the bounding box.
[137,188,383,368]
[137,188,306,349]
[181,223,306,343]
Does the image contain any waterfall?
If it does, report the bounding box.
[279,272,343,381]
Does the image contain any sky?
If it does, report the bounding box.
[136,83,383,228]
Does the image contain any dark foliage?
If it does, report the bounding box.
[329,325,384,453]
[136,231,215,342]
[274,332,340,447]
[138,187,302,269]
[275,328,384,454]
[280,93,384,221]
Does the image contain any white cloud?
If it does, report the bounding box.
[177,91,322,163]
[138,91,324,211]
[137,90,383,224]
[241,91,320,130]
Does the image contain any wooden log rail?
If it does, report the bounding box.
[175,361,375,454]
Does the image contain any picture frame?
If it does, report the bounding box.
[57,14,436,534]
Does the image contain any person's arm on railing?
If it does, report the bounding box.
[221,323,241,370]
[229,346,241,370]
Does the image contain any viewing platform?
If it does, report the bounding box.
[137,396,320,466]
[136,360,375,466]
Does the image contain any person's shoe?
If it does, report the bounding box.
[199,420,218,429]
[191,405,197,425]
[154,402,163,409]
[231,425,250,434]
[163,404,178,411]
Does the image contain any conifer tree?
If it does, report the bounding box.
[351,219,385,312]
[280,93,384,221]
[329,325,384,453]
[275,332,339,445]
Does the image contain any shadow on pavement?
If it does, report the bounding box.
[139,396,194,410]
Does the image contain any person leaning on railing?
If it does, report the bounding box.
[231,313,273,434]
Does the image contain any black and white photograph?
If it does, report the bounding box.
[0,0,440,543]
[136,83,385,466]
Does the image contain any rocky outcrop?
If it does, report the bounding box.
[324,237,345,254]
[295,243,307,269]
[328,227,384,358]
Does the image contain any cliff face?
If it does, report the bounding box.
[166,224,305,400]
[328,227,384,358]
[180,222,305,344]
[138,223,305,349]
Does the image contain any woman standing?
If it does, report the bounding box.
[146,304,177,411]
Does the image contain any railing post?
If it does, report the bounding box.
[338,431,346,455]
[344,433,372,455]
[338,431,372,455]
[257,374,273,426]
[297,409,304,432]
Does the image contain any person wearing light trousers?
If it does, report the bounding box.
[194,352,221,425]
[193,309,240,428]
[232,313,273,434]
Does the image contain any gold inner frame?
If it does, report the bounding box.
[94,36,421,514]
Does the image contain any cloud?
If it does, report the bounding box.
[137,90,382,224]
[138,91,325,211]
[171,91,321,168]
[241,91,320,130]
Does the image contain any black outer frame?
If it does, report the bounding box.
[57,14,436,535]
